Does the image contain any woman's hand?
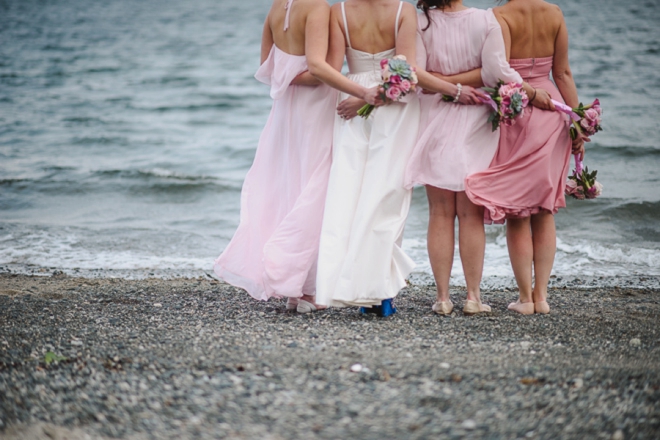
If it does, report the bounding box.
[531,88,556,111]
[457,85,487,105]
[362,86,384,106]
[572,133,589,160]
[337,97,367,120]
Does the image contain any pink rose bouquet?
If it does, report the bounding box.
[553,99,603,140]
[358,55,418,118]
[479,80,529,131]
[565,154,603,200]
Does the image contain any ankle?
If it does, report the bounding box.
[436,292,451,303]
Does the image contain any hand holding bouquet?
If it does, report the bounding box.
[565,154,603,200]
[552,99,603,140]
[471,81,529,131]
[358,55,418,119]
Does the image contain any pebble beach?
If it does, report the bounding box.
[1,272,658,439]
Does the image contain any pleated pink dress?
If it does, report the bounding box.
[465,57,572,223]
[404,9,522,191]
[213,7,338,301]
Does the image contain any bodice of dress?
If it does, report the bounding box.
[254,0,308,100]
[510,57,553,81]
[345,48,395,76]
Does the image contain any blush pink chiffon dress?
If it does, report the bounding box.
[213,6,338,301]
[465,57,572,223]
[404,8,522,191]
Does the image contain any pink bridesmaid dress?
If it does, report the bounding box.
[213,6,338,301]
[404,8,522,191]
[465,57,572,223]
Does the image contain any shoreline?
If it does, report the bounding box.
[3,264,660,291]
[1,273,659,439]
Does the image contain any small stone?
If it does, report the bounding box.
[461,419,477,430]
[439,362,450,369]
[520,341,531,349]
[630,338,641,347]
[584,370,594,380]
[571,378,584,389]
[153,303,162,307]
[611,429,624,440]
[350,363,363,373]
[70,340,83,346]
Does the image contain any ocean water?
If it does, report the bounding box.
[1,0,659,287]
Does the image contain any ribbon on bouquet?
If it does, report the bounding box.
[573,153,584,175]
[478,95,498,113]
[551,100,581,121]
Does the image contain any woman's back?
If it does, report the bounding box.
[268,0,324,56]
[495,0,564,59]
[337,0,404,54]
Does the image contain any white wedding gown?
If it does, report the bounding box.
[315,2,420,308]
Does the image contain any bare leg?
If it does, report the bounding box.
[506,217,535,314]
[426,186,456,303]
[456,192,485,303]
[530,212,556,305]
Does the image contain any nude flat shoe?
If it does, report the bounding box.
[432,300,454,315]
[285,298,299,311]
[508,300,535,315]
[463,300,491,315]
[534,301,550,314]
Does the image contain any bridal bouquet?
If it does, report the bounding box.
[358,55,418,118]
[553,99,603,140]
[565,154,603,200]
[478,81,529,131]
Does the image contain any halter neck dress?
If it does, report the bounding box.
[316,2,421,308]
[214,0,338,301]
[465,57,572,223]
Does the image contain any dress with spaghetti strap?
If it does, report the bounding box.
[214,0,338,301]
[316,2,421,308]
[465,57,572,223]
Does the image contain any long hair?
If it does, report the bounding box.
[417,0,455,31]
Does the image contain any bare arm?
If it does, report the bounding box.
[431,69,483,88]
[553,15,586,157]
[552,17,579,109]
[260,16,273,64]
[305,4,380,104]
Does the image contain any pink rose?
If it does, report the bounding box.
[587,181,603,198]
[389,75,402,85]
[565,179,579,195]
[385,85,402,101]
[380,59,389,69]
[584,108,601,126]
[400,79,411,92]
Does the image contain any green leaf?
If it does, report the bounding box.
[44,351,67,364]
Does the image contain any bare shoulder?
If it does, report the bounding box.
[400,1,417,15]
[294,0,330,15]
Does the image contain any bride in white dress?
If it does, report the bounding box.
[314,0,483,309]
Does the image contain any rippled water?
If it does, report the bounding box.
[1,0,659,285]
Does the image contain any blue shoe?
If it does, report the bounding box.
[360,299,396,317]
